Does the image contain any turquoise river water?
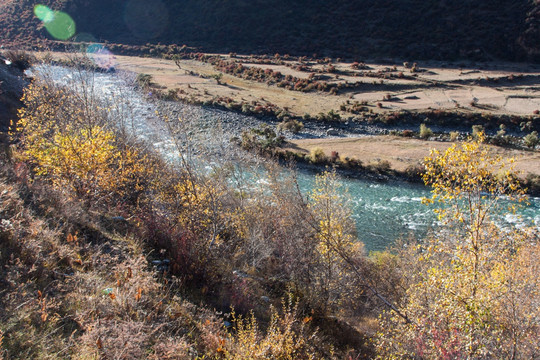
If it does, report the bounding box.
[37,65,540,252]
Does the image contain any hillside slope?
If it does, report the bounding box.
[0,59,27,146]
[1,0,539,62]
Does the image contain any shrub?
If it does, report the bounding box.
[136,73,153,88]
[4,50,34,70]
[316,110,341,122]
[222,301,321,359]
[277,119,304,133]
[404,164,423,180]
[371,160,391,173]
[401,129,414,137]
[240,125,284,153]
[492,124,509,146]
[419,123,433,139]
[524,173,540,195]
[377,134,536,359]
[241,102,252,114]
[472,124,484,139]
[524,131,539,149]
[16,80,158,208]
[309,147,327,163]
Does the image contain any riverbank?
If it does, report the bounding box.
[15,50,540,195]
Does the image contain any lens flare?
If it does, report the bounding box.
[86,44,116,70]
[124,0,169,40]
[34,4,54,23]
[34,4,76,40]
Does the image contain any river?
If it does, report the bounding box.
[32,64,540,251]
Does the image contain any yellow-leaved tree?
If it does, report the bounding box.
[15,79,158,207]
[376,133,539,359]
[308,171,364,312]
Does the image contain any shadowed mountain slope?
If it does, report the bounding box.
[1,0,540,62]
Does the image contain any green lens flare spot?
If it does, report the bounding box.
[34,4,54,23]
[44,11,76,40]
[34,4,76,40]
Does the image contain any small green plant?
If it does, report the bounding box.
[240,125,284,152]
[492,124,509,146]
[449,131,460,141]
[316,110,341,122]
[210,73,223,84]
[136,73,153,88]
[419,124,433,139]
[524,131,539,149]
[241,103,252,114]
[520,121,533,131]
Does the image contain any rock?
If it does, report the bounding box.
[232,269,248,278]
[326,128,340,136]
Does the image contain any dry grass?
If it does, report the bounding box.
[32,52,540,120]
[285,135,540,176]
[0,165,224,359]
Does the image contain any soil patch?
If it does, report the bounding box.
[286,136,540,177]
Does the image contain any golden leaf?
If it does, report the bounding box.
[135,287,142,301]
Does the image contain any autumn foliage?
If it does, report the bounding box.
[3,62,538,359]
[16,80,158,207]
[376,134,539,359]
[6,69,366,357]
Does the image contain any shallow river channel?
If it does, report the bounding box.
[35,65,540,251]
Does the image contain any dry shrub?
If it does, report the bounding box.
[419,123,433,139]
[4,58,394,357]
[67,255,163,329]
[0,176,79,358]
[223,301,322,359]
[150,339,192,359]
[309,147,327,163]
[74,320,153,360]
[0,330,4,360]
[0,165,232,359]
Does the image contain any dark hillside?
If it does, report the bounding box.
[0,60,27,144]
[1,0,539,62]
